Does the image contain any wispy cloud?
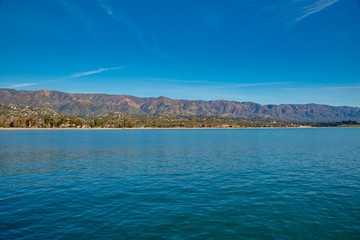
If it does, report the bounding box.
[56,0,95,37]
[222,82,291,89]
[296,0,339,22]
[71,66,125,78]
[8,83,39,88]
[96,0,114,16]
[6,66,126,89]
[283,85,360,91]
[135,77,291,87]
[323,86,360,90]
[96,1,147,45]
[96,0,173,59]
[254,0,340,29]
[128,77,292,91]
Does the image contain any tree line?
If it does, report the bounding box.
[0,113,309,128]
[0,105,358,128]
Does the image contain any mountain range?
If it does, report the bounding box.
[0,88,359,122]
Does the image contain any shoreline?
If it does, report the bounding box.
[0,126,358,131]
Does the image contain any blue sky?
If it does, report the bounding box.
[0,0,359,106]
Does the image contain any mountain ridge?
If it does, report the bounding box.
[1,88,359,122]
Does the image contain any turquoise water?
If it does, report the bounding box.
[0,129,359,239]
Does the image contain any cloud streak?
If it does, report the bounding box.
[323,86,360,90]
[56,0,95,37]
[296,0,339,22]
[96,0,173,59]
[96,1,150,47]
[71,66,125,78]
[283,85,360,91]
[8,83,39,88]
[135,77,291,87]
[128,77,292,91]
[6,66,126,89]
[255,0,340,29]
[222,82,291,89]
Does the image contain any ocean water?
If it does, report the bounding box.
[0,128,359,239]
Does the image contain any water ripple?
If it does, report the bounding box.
[0,129,359,239]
